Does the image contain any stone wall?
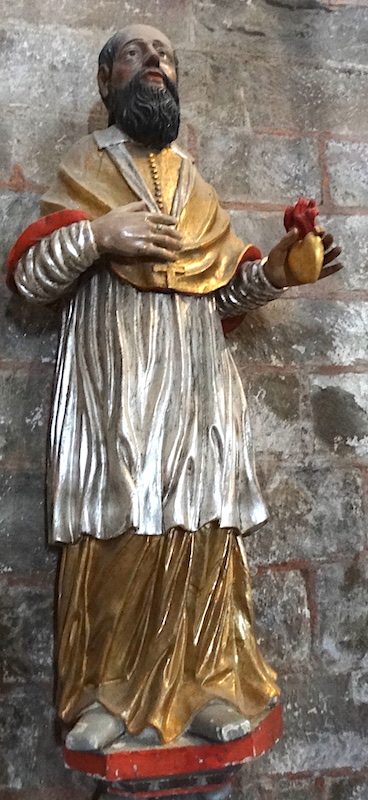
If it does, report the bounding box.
[0,0,368,798]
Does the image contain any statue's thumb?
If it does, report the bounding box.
[280,228,299,252]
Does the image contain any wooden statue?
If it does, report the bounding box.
[7,22,342,773]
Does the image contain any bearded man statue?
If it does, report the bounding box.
[8,24,342,753]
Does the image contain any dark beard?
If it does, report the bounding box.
[108,71,180,151]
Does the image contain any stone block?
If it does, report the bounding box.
[0,471,56,575]
[315,554,368,671]
[0,111,14,182]
[0,685,96,792]
[11,107,90,185]
[266,777,320,800]
[178,49,248,128]
[197,130,320,203]
[279,671,368,740]
[0,282,59,363]
[0,0,192,41]
[193,4,368,135]
[0,578,53,684]
[0,367,53,470]
[349,668,368,706]
[325,776,368,800]
[245,59,368,137]
[0,789,94,800]
[234,771,271,800]
[230,211,285,260]
[255,673,367,776]
[241,669,368,775]
[318,214,368,291]
[247,464,365,565]
[311,373,368,462]
[243,372,304,460]
[0,23,101,113]
[252,569,311,669]
[230,299,368,368]
[327,141,368,207]
[0,190,40,269]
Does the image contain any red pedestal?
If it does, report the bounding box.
[64,705,282,797]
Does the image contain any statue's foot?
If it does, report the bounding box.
[65,702,126,751]
[188,700,252,743]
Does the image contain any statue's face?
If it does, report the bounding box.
[99,24,180,150]
[109,25,177,93]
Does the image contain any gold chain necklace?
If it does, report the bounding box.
[148,153,165,212]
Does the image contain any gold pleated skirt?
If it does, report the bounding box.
[57,524,279,744]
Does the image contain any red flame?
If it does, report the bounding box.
[284,197,319,240]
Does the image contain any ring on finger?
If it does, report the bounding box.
[156,223,163,232]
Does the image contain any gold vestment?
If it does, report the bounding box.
[58,526,279,743]
[40,130,280,741]
[40,131,251,294]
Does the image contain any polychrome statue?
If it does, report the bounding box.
[7,24,342,755]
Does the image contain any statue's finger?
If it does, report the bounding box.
[277,228,299,252]
[151,233,182,251]
[148,221,182,240]
[323,247,341,266]
[318,262,344,280]
[148,212,178,226]
[322,233,334,250]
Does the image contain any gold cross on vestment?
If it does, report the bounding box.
[153,262,186,286]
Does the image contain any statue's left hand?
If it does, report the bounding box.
[263,227,343,289]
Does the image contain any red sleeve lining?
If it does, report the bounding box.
[6,209,90,292]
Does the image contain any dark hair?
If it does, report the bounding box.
[98,30,179,86]
[98,32,123,73]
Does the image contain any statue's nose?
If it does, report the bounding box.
[143,47,161,68]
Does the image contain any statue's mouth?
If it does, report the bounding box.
[142,68,165,85]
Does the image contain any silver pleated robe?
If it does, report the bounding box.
[15,222,283,544]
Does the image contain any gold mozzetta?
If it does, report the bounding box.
[286,231,324,284]
[41,133,251,295]
[57,525,279,744]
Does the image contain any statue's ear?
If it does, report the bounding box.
[97,64,111,102]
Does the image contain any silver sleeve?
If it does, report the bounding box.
[13,220,99,304]
[216,258,286,318]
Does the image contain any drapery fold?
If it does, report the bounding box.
[57,525,279,743]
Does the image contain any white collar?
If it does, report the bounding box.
[94,125,131,150]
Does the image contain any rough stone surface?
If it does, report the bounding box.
[1,0,368,795]
[325,777,368,800]
[311,373,368,462]
[247,464,366,564]
[0,191,40,266]
[327,141,368,207]
[230,211,285,260]
[0,282,59,362]
[0,579,53,684]
[315,555,368,671]
[319,214,368,290]
[252,569,311,668]
[232,300,368,368]
[244,371,304,459]
[0,367,53,469]
[0,471,56,575]
[0,686,96,793]
[198,131,321,203]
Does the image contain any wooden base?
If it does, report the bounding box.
[64,705,282,798]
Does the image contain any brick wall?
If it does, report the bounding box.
[0,1,367,798]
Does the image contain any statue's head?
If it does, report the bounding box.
[98,24,180,151]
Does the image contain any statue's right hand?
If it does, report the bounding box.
[90,201,182,262]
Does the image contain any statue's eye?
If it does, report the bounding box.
[124,47,139,59]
